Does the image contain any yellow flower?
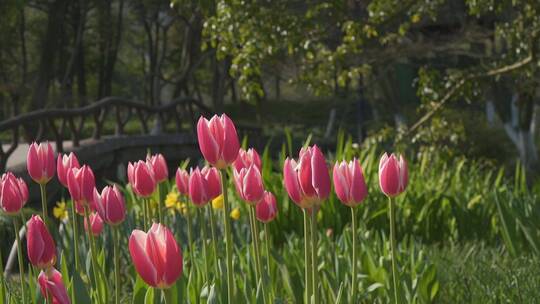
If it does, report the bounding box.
[165,192,180,209]
[212,195,224,209]
[411,14,421,24]
[53,201,68,221]
[230,207,241,220]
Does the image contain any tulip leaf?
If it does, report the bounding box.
[132,275,148,304]
[144,287,159,304]
[207,283,218,304]
[334,282,344,304]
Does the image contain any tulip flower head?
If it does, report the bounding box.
[67,165,96,214]
[175,168,189,195]
[127,160,157,198]
[27,215,56,269]
[38,268,71,304]
[256,191,278,223]
[188,168,210,206]
[128,223,183,289]
[93,185,126,225]
[201,166,222,200]
[197,114,240,169]
[333,159,368,206]
[283,145,331,210]
[378,153,408,197]
[57,153,80,188]
[0,172,28,214]
[147,153,168,183]
[84,212,104,236]
[233,148,262,172]
[27,142,55,184]
[233,164,264,204]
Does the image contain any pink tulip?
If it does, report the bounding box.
[84,212,104,236]
[0,172,28,214]
[378,153,408,197]
[128,223,183,289]
[38,268,71,304]
[256,191,278,223]
[93,185,126,225]
[283,145,330,209]
[201,166,222,200]
[27,142,55,184]
[27,215,56,269]
[67,165,96,214]
[233,164,264,204]
[333,159,368,206]
[233,148,262,172]
[175,168,189,195]
[197,114,240,169]
[57,153,80,187]
[188,168,209,206]
[127,160,157,198]
[147,153,168,183]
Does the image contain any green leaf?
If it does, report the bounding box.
[132,275,148,304]
[72,270,91,304]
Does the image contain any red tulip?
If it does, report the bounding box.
[378,153,408,197]
[188,168,209,206]
[147,153,168,183]
[233,164,264,204]
[67,165,96,214]
[84,212,104,236]
[27,142,55,184]
[93,185,126,225]
[197,114,240,169]
[283,145,330,209]
[233,148,261,172]
[0,172,28,214]
[333,159,368,206]
[57,153,80,188]
[127,160,157,198]
[175,168,189,195]
[128,223,183,289]
[38,268,71,304]
[201,166,222,200]
[27,215,56,269]
[256,191,278,223]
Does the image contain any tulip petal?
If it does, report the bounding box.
[129,230,158,287]
[283,159,303,204]
[197,117,220,165]
[311,146,330,199]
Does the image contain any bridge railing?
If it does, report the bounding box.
[0,97,214,171]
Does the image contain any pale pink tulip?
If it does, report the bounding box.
[233,164,264,204]
[201,166,222,200]
[233,148,261,172]
[175,168,189,195]
[378,153,408,197]
[93,185,126,225]
[256,191,278,223]
[333,159,368,206]
[57,153,80,187]
[27,142,55,184]
[127,160,157,198]
[0,172,28,214]
[147,153,168,183]
[197,114,240,169]
[188,168,209,206]
[27,215,56,269]
[67,165,96,214]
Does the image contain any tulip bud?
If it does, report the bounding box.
[233,164,264,204]
[67,165,96,214]
[283,145,330,209]
[233,148,261,172]
[201,166,222,200]
[27,142,55,184]
[127,161,157,198]
[188,168,209,206]
[84,212,104,236]
[129,223,183,288]
[93,185,126,225]
[256,191,278,223]
[38,268,71,304]
[27,215,56,269]
[147,154,168,183]
[175,168,189,195]
[197,114,240,169]
[378,153,408,197]
[0,172,28,214]
[333,158,368,206]
[57,153,80,187]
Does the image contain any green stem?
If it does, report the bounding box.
[113,227,121,304]
[84,205,103,304]
[208,205,219,275]
[142,198,148,230]
[220,169,234,304]
[389,197,399,304]
[248,207,260,281]
[351,207,357,303]
[250,207,266,303]
[13,218,26,304]
[71,201,80,272]
[0,247,5,300]
[199,208,210,283]
[264,223,274,302]
[39,184,49,227]
[157,183,163,223]
[184,196,194,265]
[311,209,318,304]
[303,210,312,303]
[162,287,174,304]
